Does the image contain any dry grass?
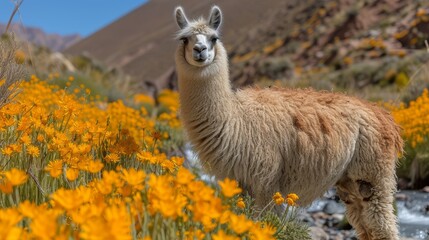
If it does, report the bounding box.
[0,35,26,109]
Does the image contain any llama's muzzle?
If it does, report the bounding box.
[193,44,208,61]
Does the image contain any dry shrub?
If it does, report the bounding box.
[0,34,26,108]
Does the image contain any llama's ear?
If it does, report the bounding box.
[208,6,222,30]
[175,6,189,29]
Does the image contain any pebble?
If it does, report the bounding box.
[422,186,429,193]
[396,193,409,201]
[323,201,346,215]
[309,226,329,240]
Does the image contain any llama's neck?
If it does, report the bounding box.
[176,43,235,122]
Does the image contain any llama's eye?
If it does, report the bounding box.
[180,37,188,45]
[211,37,218,44]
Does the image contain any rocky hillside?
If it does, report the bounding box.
[66,0,429,101]
[228,0,429,101]
[0,23,81,51]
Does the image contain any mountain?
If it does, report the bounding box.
[66,0,429,101]
[65,0,284,89]
[0,23,81,51]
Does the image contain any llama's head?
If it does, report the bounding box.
[174,6,222,67]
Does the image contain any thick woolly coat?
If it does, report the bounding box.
[176,40,403,206]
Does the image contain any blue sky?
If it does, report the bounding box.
[0,0,148,36]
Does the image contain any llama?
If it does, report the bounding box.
[174,6,403,240]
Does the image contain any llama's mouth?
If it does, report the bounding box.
[193,51,208,62]
[193,54,207,62]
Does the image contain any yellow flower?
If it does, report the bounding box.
[273,192,285,205]
[249,223,276,240]
[1,147,13,156]
[31,210,58,240]
[66,168,79,181]
[45,160,63,178]
[87,160,104,173]
[275,197,284,205]
[218,178,242,197]
[272,192,282,200]
[105,153,120,163]
[229,214,253,234]
[0,208,23,239]
[20,134,31,145]
[4,227,27,240]
[236,197,246,209]
[18,200,39,218]
[213,230,240,240]
[285,197,296,206]
[26,145,40,157]
[287,193,299,201]
[121,168,145,190]
[80,203,132,240]
[36,134,45,142]
[5,168,28,186]
[148,174,187,219]
[176,167,195,185]
[51,187,91,210]
[0,181,13,194]
[171,156,184,166]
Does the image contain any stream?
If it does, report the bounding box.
[397,190,429,239]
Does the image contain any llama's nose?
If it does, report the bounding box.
[193,44,207,53]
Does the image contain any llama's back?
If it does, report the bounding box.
[236,87,402,156]
[234,87,402,204]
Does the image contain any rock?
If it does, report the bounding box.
[395,193,409,201]
[422,186,429,193]
[332,234,344,240]
[323,188,337,199]
[423,203,429,215]
[325,218,338,228]
[297,212,316,226]
[312,212,329,219]
[323,201,346,215]
[332,213,345,222]
[343,230,357,240]
[345,236,358,240]
[50,52,76,72]
[309,226,329,240]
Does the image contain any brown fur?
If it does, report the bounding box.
[174,7,403,240]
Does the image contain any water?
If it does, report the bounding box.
[397,191,429,239]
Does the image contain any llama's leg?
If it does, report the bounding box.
[357,178,399,240]
[337,178,371,240]
[337,174,399,240]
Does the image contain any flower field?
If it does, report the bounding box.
[0,75,307,239]
[392,89,429,150]
[390,88,429,181]
[1,41,427,239]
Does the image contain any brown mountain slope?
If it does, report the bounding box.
[65,0,286,88]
